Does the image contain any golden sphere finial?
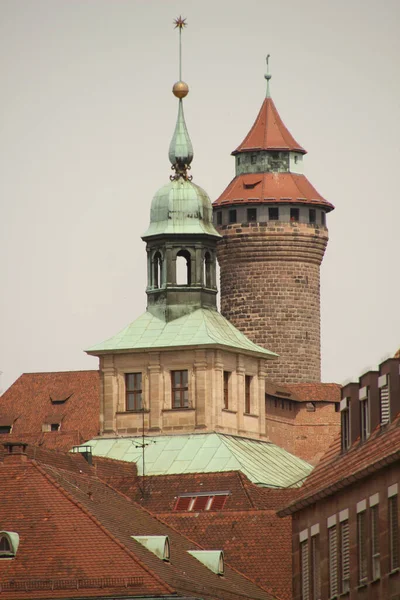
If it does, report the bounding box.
[173,81,189,98]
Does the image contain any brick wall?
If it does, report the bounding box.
[291,463,400,599]
[216,221,329,383]
[265,398,340,464]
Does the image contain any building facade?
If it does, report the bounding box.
[279,356,400,599]
[213,68,334,383]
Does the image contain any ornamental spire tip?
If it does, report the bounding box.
[264,54,272,98]
[169,17,193,180]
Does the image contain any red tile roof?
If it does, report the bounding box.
[159,511,292,600]
[0,371,100,451]
[265,382,341,403]
[117,470,298,514]
[0,448,277,600]
[232,97,306,155]
[213,172,334,210]
[278,413,400,516]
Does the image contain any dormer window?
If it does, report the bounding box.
[175,492,229,512]
[0,426,11,434]
[51,423,60,432]
[359,387,370,442]
[341,405,350,451]
[378,374,390,425]
[0,532,19,558]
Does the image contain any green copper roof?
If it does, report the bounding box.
[142,178,220,238]
[169,99,193,168]
[86,307,276,357]
[79,433,312,488]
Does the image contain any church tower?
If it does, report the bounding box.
[213,60,334,383]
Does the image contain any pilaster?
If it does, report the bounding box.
[194,350,207,429]
[236,354,245,432]
[148,352,162,432]
[102,355,117,433]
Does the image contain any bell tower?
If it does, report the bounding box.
[142,24,220,322]
[213,59,334,383]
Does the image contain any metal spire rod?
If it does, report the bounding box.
[174,16,187,81]
[265,54,272,98]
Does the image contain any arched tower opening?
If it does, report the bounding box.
[176,249,192,285]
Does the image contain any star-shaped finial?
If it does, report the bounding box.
[173,16,187,29]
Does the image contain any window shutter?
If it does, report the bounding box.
[371,505,380,579]
[380,385,390,425]
[357,511,368,583]
[389,495,399,570]
[301,540,309,600]
[329,526,338,597]
[341,521,350,592]
[311,536,320,600]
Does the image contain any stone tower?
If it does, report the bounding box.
[213,63,334,383]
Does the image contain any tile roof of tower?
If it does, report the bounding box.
[213,172,334,210]
[232,97,306,155]
[0,449,278,600]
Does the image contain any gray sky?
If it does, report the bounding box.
[1,0,399,392]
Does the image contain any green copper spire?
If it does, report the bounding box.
[265,54,272,98]
[169,16,193,180]
[168,99,194,176]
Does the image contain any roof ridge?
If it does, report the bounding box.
[31,460,174,595]
[236,471,256,509]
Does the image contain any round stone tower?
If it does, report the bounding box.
[213,62,334,383]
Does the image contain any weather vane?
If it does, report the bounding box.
[173,16,187,85]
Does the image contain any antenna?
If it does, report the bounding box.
[129,403,156,500]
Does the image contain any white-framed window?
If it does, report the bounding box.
[370,503,380,579]
[310,526,320,600]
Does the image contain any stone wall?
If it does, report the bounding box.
[265,398,340,464]
[99,348,267,439]
[216,221,329,383]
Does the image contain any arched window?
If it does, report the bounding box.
[203,252,212,288]
[0,536,11,553]
[176,249,191,285]
[153,251,162,289]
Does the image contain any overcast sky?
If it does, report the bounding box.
[1,0,399,393]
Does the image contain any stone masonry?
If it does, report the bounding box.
[216,220,329,383]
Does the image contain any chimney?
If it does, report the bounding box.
[3,442,28,463]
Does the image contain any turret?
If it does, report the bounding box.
[213,59,334,383]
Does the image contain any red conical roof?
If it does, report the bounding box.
[232,97,306,155]
[213,172,334,211]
